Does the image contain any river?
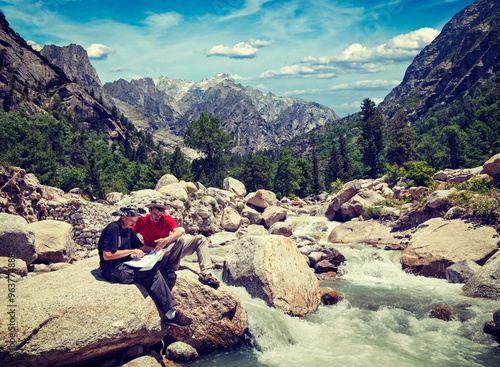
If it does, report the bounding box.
[194,216,500,367]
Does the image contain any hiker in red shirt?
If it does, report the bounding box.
[133,199,220,289]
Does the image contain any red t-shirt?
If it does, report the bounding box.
[133,214,178,248]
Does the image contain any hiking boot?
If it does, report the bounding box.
[164,310,193,328]
[199,272,220,289]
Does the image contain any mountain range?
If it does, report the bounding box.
[0,0,499,158]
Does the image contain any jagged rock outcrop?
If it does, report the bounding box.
[0,15,124,139]
[40,44,102,89]
[379,0,500,123]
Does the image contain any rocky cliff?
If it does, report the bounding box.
[0,13,124,139]
[40,43,103,89]
[379,0,500,122]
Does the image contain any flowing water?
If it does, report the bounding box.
[195,216,500,367]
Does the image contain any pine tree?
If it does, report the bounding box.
[169,147,192,181]
[386,111,415,166]
[358,98,385,178]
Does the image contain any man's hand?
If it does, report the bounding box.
[154,238,171,253]
[131,248,145,258]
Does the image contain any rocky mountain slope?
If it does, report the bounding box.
[379,0,500,122]
[0,13,124,139]
[103,73,339,154]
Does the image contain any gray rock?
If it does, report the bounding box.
[0,213,37,265]
[463,251,500,299]
[223,235,321,317]
[0,257,167,367]
[446,259,481,283]
[119,355,162,367]
[401,218,499,278]
[165,341,199,362]
[268,222,293,237]
[29,220,75,263]
[165,267,247,354]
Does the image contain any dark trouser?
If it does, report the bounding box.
[111,263,176,314]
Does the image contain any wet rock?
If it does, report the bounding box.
[320,287,341,306]
[165,341,199,363]
[463,251,500,300]
[430,303,453,321]
[446,259,481,284]
[268,222,293,237]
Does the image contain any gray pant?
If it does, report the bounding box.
[111,263,176,314]
[160,234,212,273]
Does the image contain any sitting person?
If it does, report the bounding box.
[98,205,192,327]
[133,199,220,288]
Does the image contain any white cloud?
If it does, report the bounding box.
[85,44,115,60]
[260,64,324,78]
[142,12,182,31]
[330,79,400,90]
[387,27,440,49]
[206,39,271,59]
[219,0,273,21]
[27,40,42,51]
[249,38,273,47]
[207,42,259,58]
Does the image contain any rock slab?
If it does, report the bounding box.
[0,257,167,367]
[400,218,499,278]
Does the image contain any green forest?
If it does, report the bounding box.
[0,73,499,200]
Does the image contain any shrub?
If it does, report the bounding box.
[330,178,344,193]
[403,161,435,187]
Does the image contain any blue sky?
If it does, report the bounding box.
[0,0,474,117]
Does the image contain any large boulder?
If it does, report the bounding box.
[0,213,37,265]
[28,220,75,263]
[221,207,242,232]
[340,190,385,221]
[325,180,361,221]
[483,153,500,178]
[240,206,262,225]
[0,257,167,367]
[222,235,321,317]
[328,219,405,249]
[261,206,287,229]
[245,190,278,210]
[463,251,500,299]
[154,174,179,191]
[400,218,499,278]
[223,177,246,199]
[157,183,188,201]
[165,268,247,354]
